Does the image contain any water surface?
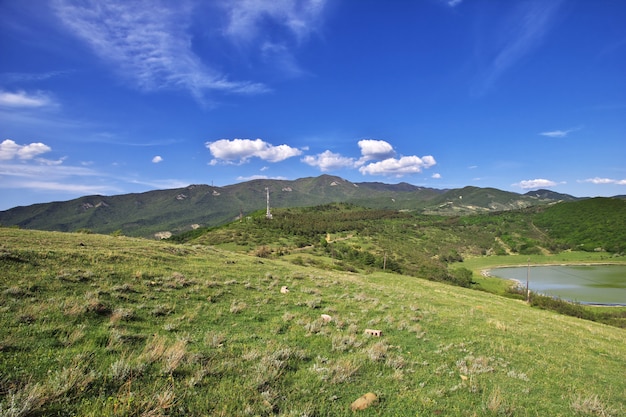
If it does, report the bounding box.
[490,265,626,305]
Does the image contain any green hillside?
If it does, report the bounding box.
[174,198,626,284]
[1,227,624,416]
[533,198,626,253]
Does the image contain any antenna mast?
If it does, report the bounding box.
[265,187,273,219]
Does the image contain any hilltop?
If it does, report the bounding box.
[0,175,581,238]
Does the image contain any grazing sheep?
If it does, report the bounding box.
[320,314,332,323]
[280,286,289,294]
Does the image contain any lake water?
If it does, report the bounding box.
[489,265,626,305]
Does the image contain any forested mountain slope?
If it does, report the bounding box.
[0,175,577,237]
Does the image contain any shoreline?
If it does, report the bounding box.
[480,263,626,307]
[481,261,625,274]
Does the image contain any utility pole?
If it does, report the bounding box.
[526,258,530,303]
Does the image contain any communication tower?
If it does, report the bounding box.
[265,187,273,219]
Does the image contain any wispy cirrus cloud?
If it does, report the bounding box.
[0,151,188,198]
[539,127,581,138]
[0,162,93,179]
[444,0,463,7]
[473,0,564,95]
[127,178,191,190]
[222,0,328,77]
[236,174,288,181]
[579,177,626,186]
[0,179,119,195]
[0,71,71,84]
[52,0,267,101]
[223,0,327,43]
[0,89,57,108]
[0,156,113,197]
[540,130,569,138]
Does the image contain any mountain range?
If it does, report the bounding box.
[0,174,584,238]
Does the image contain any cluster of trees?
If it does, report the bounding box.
[319,240,402,274]
[253,203,410,238]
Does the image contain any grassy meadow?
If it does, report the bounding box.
[1,227,625,416]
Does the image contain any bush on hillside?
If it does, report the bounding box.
[530,294,594,321]
[448,267,474,288]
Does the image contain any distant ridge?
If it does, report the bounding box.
[524,189,579,202]
[0,174,587,238]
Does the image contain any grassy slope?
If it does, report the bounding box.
[1,227,624,416]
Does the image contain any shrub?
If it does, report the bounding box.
[255,246,272,258]
[530,294,594,320]
[448,267,474,287]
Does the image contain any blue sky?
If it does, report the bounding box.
[1,0,625,210]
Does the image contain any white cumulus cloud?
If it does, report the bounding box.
[0,139,52,160]
[359,155,436,177]
[513,178,559,189]
[152,155,163,163]
[301,150,356,171]
[206,138,302,164]
[357,139,396,162]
